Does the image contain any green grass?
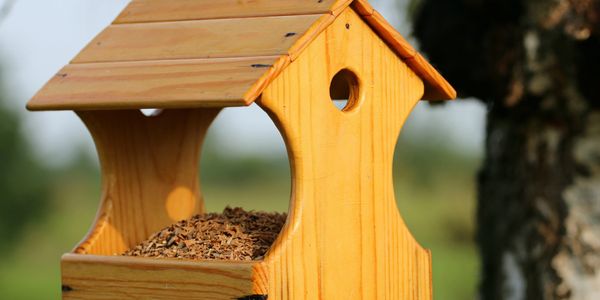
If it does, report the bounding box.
[396,177,479,299]
[0,165,99,299]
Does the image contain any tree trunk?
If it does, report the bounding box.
[412,0,600,298]
[478,99,600,300]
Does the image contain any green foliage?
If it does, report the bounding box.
[0,79,50,255]
[0,150,100,300]
[393,135,480,299]
[201,150,289,186]
[406,0,423,23]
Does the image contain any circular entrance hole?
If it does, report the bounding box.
[329,69,360,112]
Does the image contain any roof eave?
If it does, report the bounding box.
[351,0,456,101]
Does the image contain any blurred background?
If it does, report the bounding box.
[0,0,486,298]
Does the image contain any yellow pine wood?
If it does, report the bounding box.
[257,7,432,299]
[25,1,461,298]
[287,14,336,61]
[72,14,321,64]
[61,254,267,299]
[73,109,219,255]
[27,56,283,111]
[243,56,292,105]
[26,0,455,111]
[406,52,458,100]
[361,10,456,100]
[351,0,375,16]
[115,0,338,23]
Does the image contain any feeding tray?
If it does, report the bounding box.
[28,0,455,299]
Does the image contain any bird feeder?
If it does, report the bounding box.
[27,0,455,299]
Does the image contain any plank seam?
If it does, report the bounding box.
[67,55,283,67]
[110,13,326,27]
[114,11,332,25]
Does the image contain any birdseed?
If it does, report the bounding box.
[122,207,287,261]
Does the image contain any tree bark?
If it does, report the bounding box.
[413,0,600,298]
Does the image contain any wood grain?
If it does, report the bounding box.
[362,10,456,100]
[27,2,462,298]
[258,7,433,299]
[73,109,219,255]
[28,56,285,111]
[26,0,455,111]
[72,15,320,64]
[115,0,337,23]
[61,254,267,299]
[287,14,336,61]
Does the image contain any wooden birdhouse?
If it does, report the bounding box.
[27,0,455,299]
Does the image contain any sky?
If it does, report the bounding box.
[0,0,486,165]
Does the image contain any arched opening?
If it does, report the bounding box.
[188,104,290,260]
[120,105,291,261]
[199,104,291,214]
[392,100,484,299]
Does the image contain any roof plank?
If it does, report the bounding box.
[28,56,286,111]
[73,14,321,64]
[115,0,338,24]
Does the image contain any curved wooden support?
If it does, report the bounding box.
[258,8,432,299]
[75,108,220,255]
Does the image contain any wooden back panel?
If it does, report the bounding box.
[258,7,432,299]
[75,109,219,255]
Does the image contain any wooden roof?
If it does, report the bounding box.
[27,0,456,111]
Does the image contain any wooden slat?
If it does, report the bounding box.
[406,52,457,101]
[73,14,321,64]
[288,14,335,61]
[330,0,354,16]
[62,254,267,299]
[115,0,338,24]
[286,0,351,61]
[28,56,284,111]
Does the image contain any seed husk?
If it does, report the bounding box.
[122,207,287,261]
